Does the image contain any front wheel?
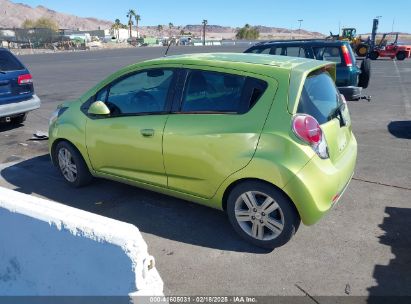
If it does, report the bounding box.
[227,181,300,249]
[55,141,93,187]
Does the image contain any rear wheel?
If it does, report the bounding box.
[55,141,93,187]
[396,52,406,61]
[227,181,300,249]
[358,58,371,89]
[369,51,379,60]
[356,44,368,57]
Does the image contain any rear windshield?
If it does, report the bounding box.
[297,72,341,124]
[0,50,25,71]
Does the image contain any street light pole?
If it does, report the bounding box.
[202,19,208,46]
[298,19,303,35]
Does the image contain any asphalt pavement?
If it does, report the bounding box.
[0,45,410,298]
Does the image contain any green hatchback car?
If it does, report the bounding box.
[49,53,357,248]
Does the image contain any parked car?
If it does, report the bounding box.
[245,40,371,101]
[0,48,41,124]
[49,53,357,248]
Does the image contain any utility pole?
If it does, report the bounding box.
[392,18,395,32]
[202,19,208,46]
[298,19,303,35]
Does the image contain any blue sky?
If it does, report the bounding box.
[12,0,411,34]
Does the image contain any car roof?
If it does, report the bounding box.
[141,52,331,73]
[251,39,349,48]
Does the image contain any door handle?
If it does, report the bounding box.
[140,129,155,137]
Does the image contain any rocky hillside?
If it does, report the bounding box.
[0,0,112,30]
[0,0,325,39]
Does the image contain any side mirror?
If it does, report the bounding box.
[88,101,110,116]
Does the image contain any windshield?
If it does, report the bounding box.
[297,72,342,125]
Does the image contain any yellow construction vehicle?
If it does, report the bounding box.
[328,27,368,57]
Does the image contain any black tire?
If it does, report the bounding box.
[396,52,406,61]
[369,51,379,60]
[358,58,371,89]
[227,181,300,249]
[11,113,27,125]
[356,44,368,57]
[54,141,93,187]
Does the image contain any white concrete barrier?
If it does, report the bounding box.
[0,187,163,299]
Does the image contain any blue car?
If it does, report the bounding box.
[0,48,40,124]
[244,40,371,100]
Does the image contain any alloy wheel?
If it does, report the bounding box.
[234,191,285,241]
[58,147,78,182]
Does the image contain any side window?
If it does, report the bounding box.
[313,47,342,64]
[284,47,305,57]
[248,47,271,54]
[259,48,271,54]
[106,69,174,115]
[269,47,282,55]
[181,70,246,113]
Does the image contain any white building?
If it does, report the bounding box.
[104,29,138,42]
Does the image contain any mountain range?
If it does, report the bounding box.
[0,0,325,39]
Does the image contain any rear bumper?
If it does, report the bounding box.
[338,86,362,100]
[0,95,41,118]
[283,134,357,225]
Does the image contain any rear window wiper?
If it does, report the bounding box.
[329,102,347,127]
[0,69,6,74]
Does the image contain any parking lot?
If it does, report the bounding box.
[0,45,410,297]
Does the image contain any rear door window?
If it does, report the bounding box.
[284,47,307,57]
[297,72,342,124]
[248,47,271,54]
[313,47,342,64]
[269,47,282,55]
[182,70,245,113]
[0,50,25,71]
[181,70,267,114]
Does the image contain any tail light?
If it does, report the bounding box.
[341,45,353,67]
[17,74,33,85]
[292,114,329,159]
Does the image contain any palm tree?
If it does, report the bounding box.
[112,19,121,42]
[127,9,136,38]
[157,25,163,37]
[135,14,141,38]
[202,19,208,46]
[168,22,174,37]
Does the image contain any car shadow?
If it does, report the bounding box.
[387,121,411,139]
[367,207,411,303]
[0,122,24,133]
[0,155,271,254]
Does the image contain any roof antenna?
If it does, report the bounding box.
[164,38,173,57]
